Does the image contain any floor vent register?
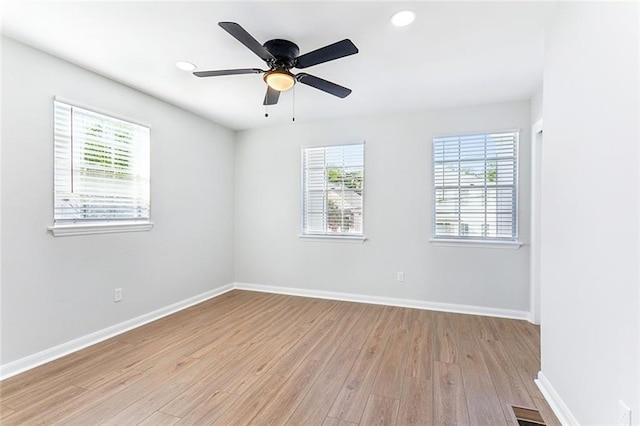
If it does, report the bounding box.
[509,405,546,426]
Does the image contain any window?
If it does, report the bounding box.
[433,131,518,242]
[52,99,151,235]
[301,143,364,238]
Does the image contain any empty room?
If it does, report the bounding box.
[1,1,638,425]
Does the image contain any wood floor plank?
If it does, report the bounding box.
[0,339,131,402]
[249,358,325,424]
[435,312,459,363]
[153,355,239,418]
[179,331,289,405]
[397,376,433,425]
[113,294,275,376]
[0,290,553,425]
[60,356,200,425]
[138,410,181,425]
[159,298,322,415]
[287,305,375,425]
[323,416,358,426]
[158,293,289,362]
[173,390,238,425]
[327,305,399,423]
[370,319,411,399]
[211,299,340,396]
[455,314,509,425]
[101,352,228,425]
[433,361,470,425]
[0,405,16,418]
[480,338,535,421]
[359,394,399,426]
[405,309,435,380]
[186,295,314,361]
[178,295,284,358]
[0,338,124,392]
[79,364,141,391]
[2,369,147,425]
[250,303,364,424]
[458,351,509,425]
[511,319,541,361]
[209,373,286,425]
[470,314,500,342]
[489,316,538,356]
[0,385,87,425]
[266,310,338,377]
[3,378,87,412]
[115,291,257,346]
[489,317,545,400]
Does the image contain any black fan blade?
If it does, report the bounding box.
[263,86,280,105]
[294,39,358,69]
[193,68,263,77]
[296,73,352,98]
[218,22,275,62]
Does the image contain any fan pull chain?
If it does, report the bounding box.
[292,85,296,122]
[264,104,269,118]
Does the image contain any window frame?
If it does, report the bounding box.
[300,142,366,241]
[48,96,153,237]
[431,129,521,248]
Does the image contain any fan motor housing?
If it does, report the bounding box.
[263,39,299,68]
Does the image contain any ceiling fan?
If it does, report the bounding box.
[194,22,359,106]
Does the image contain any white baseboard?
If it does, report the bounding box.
[535,371,579,425]
[1,281,530,380]
[0,283,234,380]
[234,282,530,321]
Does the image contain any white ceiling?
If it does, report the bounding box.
[1,1,554,130]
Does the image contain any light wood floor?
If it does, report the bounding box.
[0,290,560,425]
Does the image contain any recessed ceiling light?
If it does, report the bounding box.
[176,61,196,71]
[390,10,416,27]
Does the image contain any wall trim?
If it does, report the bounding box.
[234,282,530,321]
[529,118,543,325]
[532,118,544,135]
[0,283,234,380]
[535,371,580,425]
[48,221,154,237]
[1,281,530,380]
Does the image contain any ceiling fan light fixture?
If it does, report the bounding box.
[264,70,295,92]
[390,10,416,27]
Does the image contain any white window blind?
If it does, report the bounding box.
[54,100,150,224]
[302,143,364,236]
[433,131,518,241]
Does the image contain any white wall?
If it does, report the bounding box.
[529,88,543,325]
[234,101,531,313]
[531,87,543,125]
[540,2,639,424]
[0,38,235,365]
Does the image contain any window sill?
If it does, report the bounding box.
[429,238,523,249]
[48,221,153,237]
[299,234,367,243]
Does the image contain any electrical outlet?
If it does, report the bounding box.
[619,400,631,426]
[397,272,404,282]
[114,288,123,303]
